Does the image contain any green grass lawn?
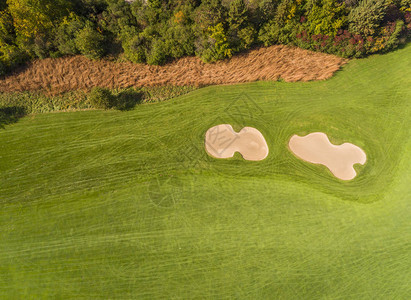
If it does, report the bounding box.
[1,44,410,299]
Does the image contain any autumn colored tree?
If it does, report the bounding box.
[7,0,72,50]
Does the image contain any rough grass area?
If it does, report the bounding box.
[0,45,347,95]
[0,44,410,298]
[0,85,197,114]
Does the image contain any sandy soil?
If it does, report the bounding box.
[288,132,366,180]
[205,124,269,161]
[0,45,347,95]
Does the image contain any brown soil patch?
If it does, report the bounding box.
[205,124,269,161]
[0,45,347,95]
[289,132,366,180]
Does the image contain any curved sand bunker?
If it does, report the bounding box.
[289,132,366,180]
[205,124,269,161]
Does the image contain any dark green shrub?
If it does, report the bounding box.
[228,0,248,30]
[0,44,27,76]
[0,106,26,128]
[75,24,106,59]
[164,25,195,59]
[258,20,281,46]
[146,38,167,65]
[120,26,148,63]
[227,0,256,51]
[0,59,7,75]
[33,34,53,59]
[237,25,256,49]
[115,88,143,110]
[348,0,388,36]
[53,13,85,56]
[194,0,227,32]
[131,0,171,27]
[88,87,116,109]
[0,9,15,46]
[100,0,137,36]
[122,34,148,63]
[255,0,278,24]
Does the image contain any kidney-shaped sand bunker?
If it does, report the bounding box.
[205,124,269,161]
[289,132,366,180]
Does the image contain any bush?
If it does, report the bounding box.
[100,0,137,36]
[197,23,233,63]
[258,20,281,46]
[227,0,256,51]
[0,106,26,128]
[255,0,278,24]
[33,34,53,59]
[75,25,106,59]
[88,87,116,109]
[121,26,148,63]
[115,88,143,110]
[372,19,405,52]
[304,0,347,37]
[164,25,195,59]
[274,0,303,26]
[348,0,388,36]
[0,9,15,46]
[194,0,227,32]
[53,13,85,56]
[146,38,167,65]
[383,20,405,50]
[0,44,27,76]
[122,34,148,63]
[237,25,257,49]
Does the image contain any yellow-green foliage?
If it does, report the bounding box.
[6,0,71,42]
[400,0,411,11]
[305,0,347,36]
[205,23,232,62]
[274,0,304,25]
[0,9,14,46]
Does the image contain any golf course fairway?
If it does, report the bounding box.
[0,44,410,298]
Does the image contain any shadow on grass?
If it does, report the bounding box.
[0,106,26,129]
[115,89,144,111]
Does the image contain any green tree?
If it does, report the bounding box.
[348,0,388,35]
[197,23,232,63]
[305,0,347,36]
[54,13,86,56]
[227,0,256,51]
[0,9,14,46]
[100,0,137,36]
[194,0,227,32]
[120,25,147,63]
[75,24,106,59]
[7,0,72,41]
[7,0,73,57]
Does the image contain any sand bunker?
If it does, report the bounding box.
[205,124,269,161]
[289,132,366,180]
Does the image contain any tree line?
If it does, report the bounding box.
[0,0,410,75]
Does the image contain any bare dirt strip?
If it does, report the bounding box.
[0,45,347,95]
